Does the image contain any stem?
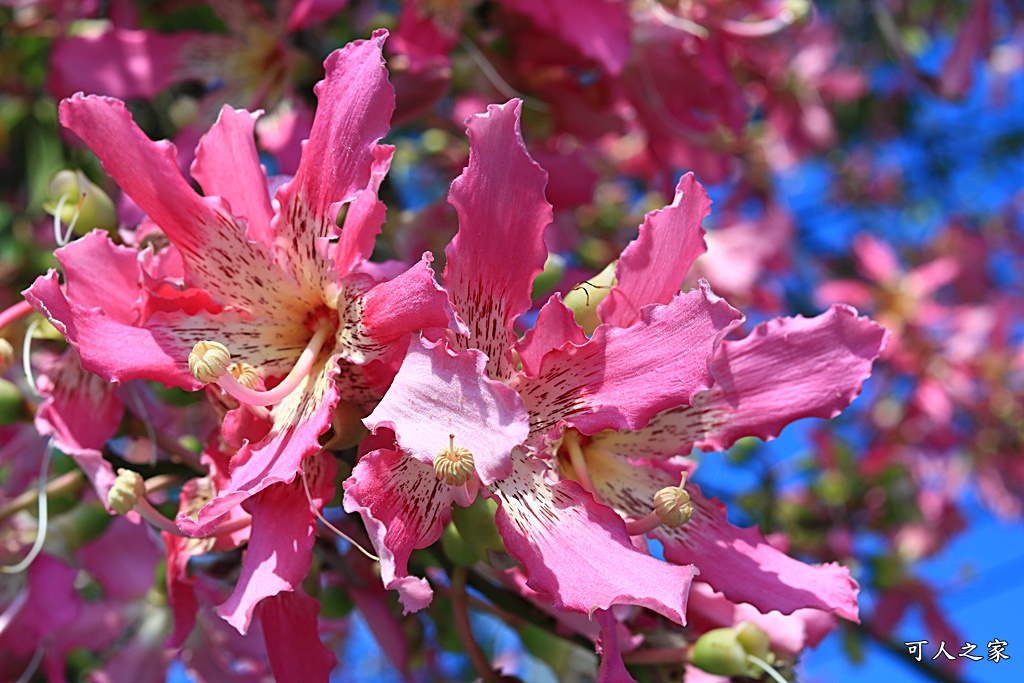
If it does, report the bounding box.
[451,567,501,683]
[135,496,187,537]
[746,654,790,683]
[622,647,686,666]
[0,470,83,523]
[2,440,55,574]
[0,300,34,332]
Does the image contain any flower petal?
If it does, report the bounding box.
[489,451,696,624]
[584,452,859,620]
[218,452,335,634]
[362,253,464,347]
[444,100,552,381]
[518,283,742,442]
[497,0,631,75]
[272,29,395,294]
[590,305,888,458]
[514,293,586,377]
[599,173,709,328]
[59,94,299,316]
[342,447,454,613]
[48,28,197,100]
[330,144,394,277]
[258,590,337,683]
[179,355,339,536]
[192,106,275,247]
[595,609,637,683]
[364,338,530,484]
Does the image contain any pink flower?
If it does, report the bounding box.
[26,31,457,539]
[344,100,887,676]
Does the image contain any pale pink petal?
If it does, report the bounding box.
[179,356,339,536]
[192,106,275,246]
[342,447,455,613]
[218,452,335,634]
[364,338,529,484]
[852,233,900,283]
[489,452,696,623]
[599,173,709,328]
[518,283,742,442]
[48,28,199,100]
[362,253,464,346]
[586,454,858,620]
[907,257,958,297]
[272,30,395,294]
[258,590,337,683]
[59,94,299,315]
[444,100,552,381]
[814,279,874,309]
[497,0,631,75]
[686,582,837,655]
[514,293,586,377]
[590,305,887,457]
[256,99,314,176]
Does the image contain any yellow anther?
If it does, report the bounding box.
[188,341,231,384]
[434,434,476,486]
[229,362,259,389]
[108,468,145,516]
[653,473,693,529]
[0,338,12,374]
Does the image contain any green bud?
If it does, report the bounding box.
[43,169,117,237]
[531,254,565,302]
[451,496,505,556]
[563,260,617,335]
[735,621,773,663]
[441,522,478,567]
[691,627,750,677]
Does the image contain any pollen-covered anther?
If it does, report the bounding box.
[228,362,259,389]
[653,475,693,529]
[189,340,231,384]
[108,468,145,516]
[434,434,476,486]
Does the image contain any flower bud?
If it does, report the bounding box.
[563,260,617,335]
[43,169,117,236]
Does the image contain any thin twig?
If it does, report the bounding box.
[451,566,501,682]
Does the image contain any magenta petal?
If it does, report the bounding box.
[272,30,395,288]
[515,293,586,377]
[55,230,143,324]
[79,517,161,602]
[595,305,888,457]
[658,482,859,621]
[218,458,333,634]
[34,348,122,503]
[497,0,631,75]
[179,360,339,536]
[490,452,696,623]
[445,100,553,381]
[519,283,742,441]
[331,144,394,276]
[192,106,274,246]
[364,338,529,484]
[599,173,710,328]
[362,253,464,346]
[258,590,337,683]
[48,28,198,100]
[59,95,289,313]
[595,609,636,683]
[342,447,454,613]
[0,555,80,659]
